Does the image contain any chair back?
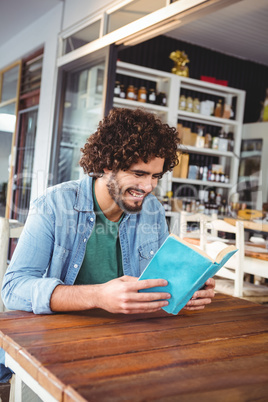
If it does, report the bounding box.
[0,218,24,312]
[179,211,217,250]
[200,218,244,297]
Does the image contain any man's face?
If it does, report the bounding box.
[104,158,164,214]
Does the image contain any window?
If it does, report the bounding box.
[107,0,167,33]
[55,61,105,184]
[63,20,101,55]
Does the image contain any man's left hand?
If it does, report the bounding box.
[183,277,215,311]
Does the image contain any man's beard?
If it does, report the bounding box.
[106,172,148,214]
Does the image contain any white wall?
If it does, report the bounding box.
[0,3,63,201]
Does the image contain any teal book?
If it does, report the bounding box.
[138,234,237,315]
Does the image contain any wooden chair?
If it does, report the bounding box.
[0,218,24,312]
[200,218,245,297]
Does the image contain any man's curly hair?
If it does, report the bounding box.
[80,108,180,175]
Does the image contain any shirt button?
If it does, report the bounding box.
[90,218,94,222]
[150,250,154,255]
[83,238,87,242]
[74,264,78,268]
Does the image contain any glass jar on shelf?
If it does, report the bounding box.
[157,92,167,106]
[186,96,193,112]
[119,84,126,99]
[214,99,223,117]
[148,88,156,104]
[193,97,200,113]
[126,85,135,100]
[137,86,147,103]
[114,81,121,97]
[179,94,186,110]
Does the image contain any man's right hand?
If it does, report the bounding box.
[96,275,170,314]
[50,276,170,314]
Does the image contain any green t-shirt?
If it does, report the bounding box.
[75,181,124,285]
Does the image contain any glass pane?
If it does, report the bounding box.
[1,65,19,102]
[0,102,16,132]
[238,139,263,210]
[12,110,38,222]
[57,62,105,183]
[0,103,16,217]
[107,0,166,33]
[63,20,101,55]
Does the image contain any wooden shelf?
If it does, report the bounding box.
[172,177,232,188]
[178,110,238,126]
[181,145,234,157]
[113,97,167,113]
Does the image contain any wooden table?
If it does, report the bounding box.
[224,217,268,234]
[1,294,268,401]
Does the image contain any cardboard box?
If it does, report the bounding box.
[182,127,197,146]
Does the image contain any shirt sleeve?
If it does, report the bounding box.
[1,197,64,314]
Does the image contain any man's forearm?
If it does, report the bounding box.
[50,276,171,314]
[50,284,101,312]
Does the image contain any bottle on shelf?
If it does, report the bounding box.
[199,165,204,180]
[162,195,170,211]
[164,191,173,211]
[156,92,167,106]
[186,95,193,112]
[202,166,208,181]
[137,86,147,103]
[114,81,121,97]
[193,97,200,113]
[126,85,135,100]
[212,136,219,150]
[216,192,222,206]
[195,125,205,148]
[210,171,215,181]
[179,93,186,110]
[120,84,126,99]
[204,133,212,148]
[218,129,228,152]
[209,190,216,203]
[222,95,234,119]
[214,99,223,117]
[215,171,221,182]
[227,130,234,152]
[148,88,156,104]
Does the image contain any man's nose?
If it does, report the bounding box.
[139,176,154,192]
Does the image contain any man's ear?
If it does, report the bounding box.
[103,168,110,174]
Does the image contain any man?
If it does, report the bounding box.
[1,108,215,381]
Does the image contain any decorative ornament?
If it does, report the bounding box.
[169,50,190,77]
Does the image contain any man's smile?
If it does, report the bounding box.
[127,188,146,199]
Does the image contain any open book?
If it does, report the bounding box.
[138,234,237,315]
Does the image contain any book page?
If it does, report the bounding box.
[170,234,214,262]
[215,245,237,264]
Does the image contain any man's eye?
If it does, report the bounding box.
[153,175,162,180]
[134,173,144,177]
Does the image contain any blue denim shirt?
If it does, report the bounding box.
[2,176,169,315]
[0,176,168,381]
